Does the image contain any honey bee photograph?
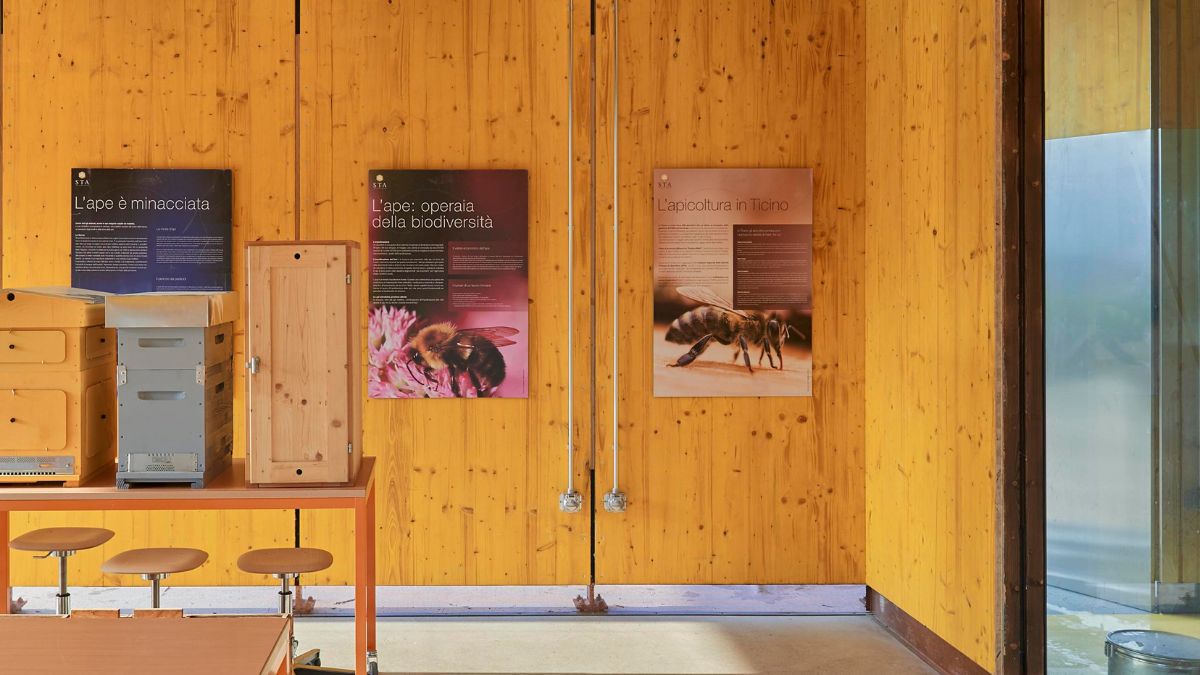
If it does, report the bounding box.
[367,169,529,399]
[652,168,813,398]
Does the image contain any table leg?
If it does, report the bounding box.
[367,485,376,652]
[0,510,8,614]
[356,485,376,673]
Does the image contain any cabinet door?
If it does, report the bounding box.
[247,244,351,484]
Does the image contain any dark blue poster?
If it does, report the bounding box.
[71,168,233,293]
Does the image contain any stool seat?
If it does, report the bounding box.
[10,527,114,552]
[237,547,333,575]
[101,548,208,575]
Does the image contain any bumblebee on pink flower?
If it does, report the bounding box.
[367,305,519,399]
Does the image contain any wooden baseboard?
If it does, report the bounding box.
[866,587,991,675]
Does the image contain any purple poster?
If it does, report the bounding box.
[71,168,232,293]
[367,170,529,399]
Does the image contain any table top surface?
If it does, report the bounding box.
[0,457,374,503]
[0,614,289,675]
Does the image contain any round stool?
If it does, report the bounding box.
[101,548,208,608]
[237,547,333,614]
[238,548,336,671]
[10,527,114,614]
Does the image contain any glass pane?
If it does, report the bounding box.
[1044,1,1200,672]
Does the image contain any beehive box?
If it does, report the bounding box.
[245,242,362,486]
[106,292,237,488]
[0,288,117,485]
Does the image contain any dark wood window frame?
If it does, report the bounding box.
[999,0,1045,673]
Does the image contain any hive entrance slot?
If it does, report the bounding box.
[137,337,184,348]
[136,391,185,401]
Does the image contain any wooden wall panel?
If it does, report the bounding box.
[591,0,866,584]
[0,0,296,586]
[297,0,591,586]
[1045,0,1152,139]
[864,0,998,670]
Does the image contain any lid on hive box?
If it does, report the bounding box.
[0,287,112,328]
[105,292,239,328]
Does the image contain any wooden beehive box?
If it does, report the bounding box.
[0,288,117,485]
[106,293,237,488]
[245,242,362,486]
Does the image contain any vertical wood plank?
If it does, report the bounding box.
[864,0,999,669]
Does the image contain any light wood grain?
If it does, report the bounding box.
[246,243,360,486]
[591,0,867,585]
[0,290,106,328]
[0,1,1005,617]
[297,0,591,585]
[864,0,998,670]
[0,363,115,485]
[0,0,297,586]
[0,614,290,675]
[1045,0,1152,139]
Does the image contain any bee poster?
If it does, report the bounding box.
[653,168,813,398]
[367,169,529,399]
[71,168,233,293]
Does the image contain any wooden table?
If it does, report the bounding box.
[0,613,291,674]
[0,457,377,674]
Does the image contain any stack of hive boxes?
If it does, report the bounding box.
[0,288,116,486]
[106,292,237,488]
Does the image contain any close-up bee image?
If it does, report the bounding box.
[402,322,520,398]
[665,286,805,373]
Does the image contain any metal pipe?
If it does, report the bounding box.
[612,0,618,495]
[56,554,69,615]
[559,0,581,514]
[603,0,627,513]
[151,577,161,609]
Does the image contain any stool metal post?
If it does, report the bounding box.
[141,573,165,608]
[55,552,70,615]
[277,574,293,615]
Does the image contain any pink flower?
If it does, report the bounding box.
[367,305,457,398]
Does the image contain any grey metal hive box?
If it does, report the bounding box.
[106,292,237,488]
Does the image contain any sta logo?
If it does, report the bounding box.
[74,170,89,186]
[656,172,671,189]
[370,173,387,189]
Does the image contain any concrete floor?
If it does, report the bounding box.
[12,584,865,617]
[10,585,929,673]
[294,615,935,674]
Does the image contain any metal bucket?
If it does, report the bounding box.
[1106,630,1200,674]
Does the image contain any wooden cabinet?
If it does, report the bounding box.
[245,242,362,486]
[0,288,117,485]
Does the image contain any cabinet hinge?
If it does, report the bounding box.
[346,273,352,285]
[347,442,353,454]
[116,365,127,386]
